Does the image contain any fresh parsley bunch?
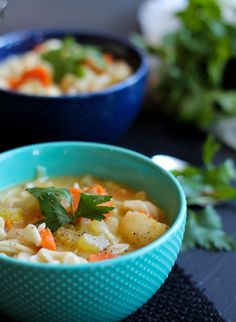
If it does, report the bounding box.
[173,136,236,251]
[136,0,236,128]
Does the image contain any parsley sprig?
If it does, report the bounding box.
[183,206,236,251]
[134,0,236,128]
[26,187,114,232]
[42,37,107,83]
[173,136,236,251]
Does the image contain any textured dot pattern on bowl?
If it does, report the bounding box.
[0,142,186,322]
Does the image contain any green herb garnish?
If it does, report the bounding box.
[27,187,114,232]
[134,0,236,128]
[173,136,236,251]
[173,136,236,206]
[183,206,236,251]
[41,37,106,83]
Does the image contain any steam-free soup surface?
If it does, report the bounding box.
[0,175,169,264]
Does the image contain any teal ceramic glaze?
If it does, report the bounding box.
[0,142,186,322]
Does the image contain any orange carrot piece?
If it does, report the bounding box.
[33,44,45,53]
[101,200,113,218]
[40,228,56,250]
[8,78,20,90]
[29,212,43,224]
[8,66,52,90]
[69,187,81,213]
[21,67,52,86]
[103,53,114,64]
[88,251,118,262]
[5,220,12,230]
[83,58,105,74]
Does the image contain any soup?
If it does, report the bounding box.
[0,174,169,264]
[0,37,132,96]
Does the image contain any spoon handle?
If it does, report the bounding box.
[151,154,187,171]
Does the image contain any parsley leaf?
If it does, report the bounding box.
[72,193,114,222]
[27,187,72,232]
[36,193,71,232]
[202,135,221,167]
[26,187,114,232]
[27,187,72,205]
[183,207,236,251]
[172,136,236,251]
[173,137,236,206]
[135,0,236,128]
[42,37,106,83]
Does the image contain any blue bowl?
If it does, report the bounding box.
[0,142,186,322]
[0,29,148,143]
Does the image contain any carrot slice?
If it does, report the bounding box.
[103,53,114,64]
[33,44,45,53]
[21,67,52,86]
[8,66,52,90]
[83,58,105,74]
[88,251,118,262]
[40,228,56,250]
[69,187,81,213]
[5,220,12,230]
[8,78,20,90]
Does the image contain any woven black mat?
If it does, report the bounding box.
[124,265,224,322]
[0,265,224,322]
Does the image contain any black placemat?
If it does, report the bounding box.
[0,265,224,322]
[124,265,224,322]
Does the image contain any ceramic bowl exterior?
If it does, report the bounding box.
[0,30,148,143]
[0,142,186,322]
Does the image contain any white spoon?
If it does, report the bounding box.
[151,154,188,171]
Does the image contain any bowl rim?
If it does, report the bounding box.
[0,28,148,100]
[0,141,186,269]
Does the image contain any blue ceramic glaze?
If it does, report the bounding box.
[0,30,148,142]
[0,142,186,322]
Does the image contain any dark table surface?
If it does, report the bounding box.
[1,110,236,322]
[116,111,236,322]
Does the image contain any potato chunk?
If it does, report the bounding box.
[54,227,82,250]
[119,211,168,248]
[76,233,109,253]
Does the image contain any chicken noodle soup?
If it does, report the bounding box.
[0,37,132,96]
[0,174,169,264]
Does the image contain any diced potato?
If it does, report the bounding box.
[88,220,118,244]
[54,227,82,250]
[105,216,119,234]
[107,243,129,254]
[119,211,168,248]
[123,200,160,219]
[76,233,109,253]
[13,195,39,213]
[134,191,147,200]
[0,208,24,223]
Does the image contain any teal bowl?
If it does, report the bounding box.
[0,142,186,322]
